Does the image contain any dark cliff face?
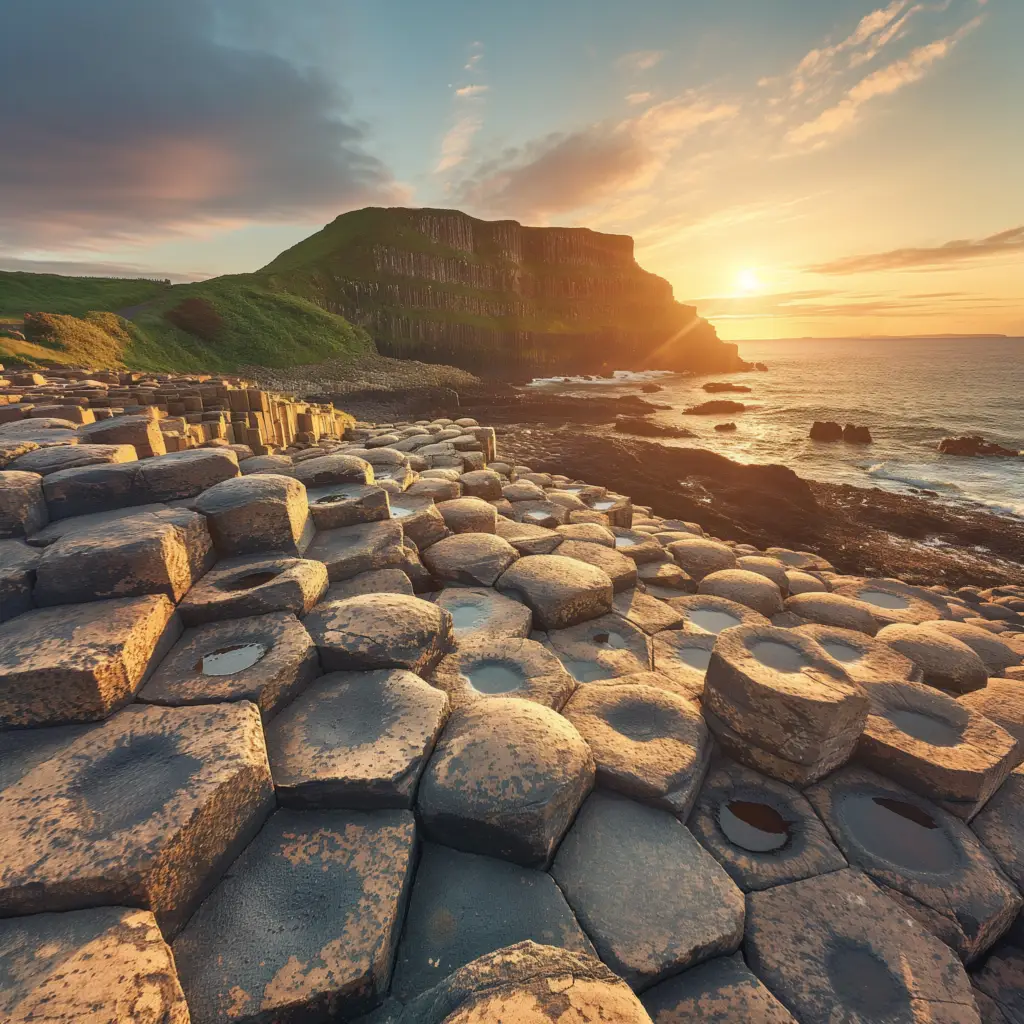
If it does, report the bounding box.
[260,207,745,377]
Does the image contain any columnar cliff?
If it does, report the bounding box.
[259,207,746,376]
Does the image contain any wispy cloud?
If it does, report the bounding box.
[809,225,1024,274]
[437,43,488,173]
[455,84,488,98]
[626,91,653,106]
[0,255,204,282]
[616,50,666,72]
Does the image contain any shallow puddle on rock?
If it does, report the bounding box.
[592,630,628,649]
[390,505,413,518]
[200,643,269,676]
[672,647,713,671]
[562,659,614,682]
[749,640,809,673]
[449,603,488,629]
[826,942,909,1017]
[718,799,791,852]
[314,485,363,503]
[821,641,864,663]
[526,510,550,521]
[859,590,911,610]
[885,709,961,747]
[614,537,637,548]
[839,793,957,873]
[219,570,281,591]
[592,500,617,510]
[464,660,525,694]
[688,608,742,634]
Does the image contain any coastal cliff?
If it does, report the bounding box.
[259,207,745,377]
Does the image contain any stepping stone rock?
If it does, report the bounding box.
[79,414,166,458]
[510,499,570,528]
[495,517,563,555]
[792,622,922,685]
[266,669,447,808]
[385,941,653,1024]
[8,442,136,476]
[422,532,519,586]
[638,560,696,600]
[704,623,869,770]
[785,568,828,594]
[833,577,950,626]
[173,808,416,1023]
[765,547,833,572]
[0,538,38,623]
[857,678,1019,820]
[666,537,737,581]
[240,453,294,476]
[641,953,798,1024]
[0,907,189,1024]
[699,569,785,618]
[545,612,652,682]
[459,469,503,500]
[390,843,595,1001]
[417,697,594,867]
[325,567,414,601]
[178,553,328,624]
[611,528,665,563]
[971,767,1024,897]
[0,702,275,936]
[735,555,790,591]
[305,519,405,581]
[138,448,240,501]
[0,470,48,537]
[434,585,532,639]
[805,765,1023,962]
[389,496,449,548]
[652,631,716,701]
[746,869,981,1023]
[785,591,882,635]
[688,755,847,891]
[429,636,575,711]
[305,593,453,674]
[557,522,616,546]
[614,587,685,634]
[292,452,374,487]
[562,683,711,817]
[307,483,390,530]
[960,679,1024,756]
[663,594,770,636]
[0,595,179,728]
[138,611,320,719]
[496,554,613,630]
[436,496,497,534]
[194,473,313,557]
[556,538,638,592]
[551,790,744,991]
[973,943,1024,1024]
[929,621,1023,676]
[877,623,989,693]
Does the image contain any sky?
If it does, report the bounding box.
[1,0,1022,340]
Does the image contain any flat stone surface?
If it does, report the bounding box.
[434,585,533,640]
[496,554,613,631]
[805,765,1023,962]
[0,702,275,936]
[422,532,519,586]
[834,578,951,626]
[785,592,881,635]
[688,755,847,891]
[556,538,638,592]
[0,539,35,623]
[666,538,737,581]
[384,941,653,1024]
[551,790,744,991]
[973,943,1024,1024]
[292,452,374,487]
[641,953,798,1024]
[390,843,595,1001]
[545,612,653,682]
[746,869,981,1024]
[699,569,785,618]
[429,636,575,711]
[418,697,594,867]
[614,587,685,635]
[325,567,415,601]
[878,623,990,693]
[9,442,136,476]
[178,553,328,625]
[173,808,416,1023]
[792,622,922,685]
[304,519,405,582]
[0,907,189,1024]
[138,611,320,719]
[0,595,178,727]
[0,470,48,538]
[305,592,453,674]
[436,497,497,534]
[971,767,1024,894]
[266,668,447,809]
[307,483,390,531]
[138,449,240,502]
[662,594,770,636]
[562,683,711,817]
[652,631,716,701]
[495,517,563,555]
[927,621,1023,676]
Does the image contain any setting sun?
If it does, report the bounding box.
[735,268,762,294]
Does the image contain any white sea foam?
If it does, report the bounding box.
[527,369,676,387]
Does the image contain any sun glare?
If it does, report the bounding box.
[735,268,762,294]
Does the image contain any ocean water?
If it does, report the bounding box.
[528,336,1024,517]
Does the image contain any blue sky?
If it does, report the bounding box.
[1,0,1021,338]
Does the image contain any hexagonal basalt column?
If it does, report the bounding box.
[562,683,711,818]
[614,587,684,635]
[784,592,881,635]
[833,578,951,626]
[390,843,595,1002]
[641,954,798,1024]
[551,790,744,991]
[805,765,1023,962]
[745,869,981,1023]
[178,554,328,624]
[306,483,390,530]
[172,808,416,1023]
[972,943,1024,1024]
[666,537,737,581]
[417,697,594,867]
[662,595,769,636]
[138,611,320,719]
[555,538,638,592]
[429,636,575,711]
[0,595,179,728]
[422,532,519,587]
[304,593,453,674]
[0,470,48,538]
[0,702,275,936]
[0,907,189,1024]
[856,678,1019,820]
[652,631,716,702]
[496,554,613,631]
[434,586,533,640]
[971,767,1024,899]
[0,539,37,624]
[928,620,1023,677]
[266,668,447,809]
[687,756,847,891]
[792,623,922,685]
[698,569,785,618]
[436,497,498,534]
[304,519,405,582]
[545,612,653,682]
[877,623,989,693]
[703,625,869,785]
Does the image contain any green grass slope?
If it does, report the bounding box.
[0,271,169,321]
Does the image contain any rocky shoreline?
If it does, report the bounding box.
[1,366,1023,1022]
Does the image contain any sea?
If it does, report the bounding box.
[527,336,1024,518]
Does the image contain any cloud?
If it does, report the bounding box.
[809,225,1024,274]
[626,92,654,106]
[436,43,488,173]
[616,50,666,72]
[786,15,982,144]
[0,0,402,249]
[454,95,737,219]
[455,84,489,97]
[0,256,202,283]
